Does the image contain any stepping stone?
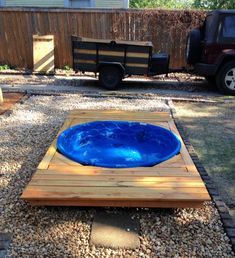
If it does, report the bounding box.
[0,233,11,258]
[90,211,140,249]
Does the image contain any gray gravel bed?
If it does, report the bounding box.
[0,73,224,100]
[0,95,234,257]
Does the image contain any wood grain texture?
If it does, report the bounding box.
[0,93,25,115]
[21,110,211,207]
[22,186,209,200]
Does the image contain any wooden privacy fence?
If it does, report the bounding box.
[0,8,206,70]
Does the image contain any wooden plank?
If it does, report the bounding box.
[37,117,73,170]
[168,119,199,174]
[74,49,149,58]
[46,164,190,176]
[29,178,205,188]
[35,168,192,177]
[68,117,170,124]
[69,110,170,117]
[69,119,169,127]
[22,186,210,200]
[68,116,170,124]
[0,93,25,115]
[68,110,170,116]
[31,173,199,180]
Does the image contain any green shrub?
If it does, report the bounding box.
[0,64,10,71]
[63,65,72,71]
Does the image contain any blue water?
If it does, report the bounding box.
[57,121,181,168]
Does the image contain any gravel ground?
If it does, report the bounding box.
[0,73,220,97]
[2,73,230,102]
[0,95,234,257]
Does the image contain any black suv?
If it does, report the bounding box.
[186,10,235,95]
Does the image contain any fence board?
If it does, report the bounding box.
[0,8,206,70]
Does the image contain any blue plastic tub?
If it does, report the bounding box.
[57,121,181,168]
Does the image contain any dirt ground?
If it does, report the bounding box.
[174,102,235,217]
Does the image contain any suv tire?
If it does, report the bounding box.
[205,76,216,90]
[216,61,235,95]
[99,65,123,90]
[186,29,202,65]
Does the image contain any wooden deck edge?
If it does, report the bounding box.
[37,117,73,170]
[24,199,206,208]
[168,119,199,175]
[69,110,170,115]
[21,198,211,206]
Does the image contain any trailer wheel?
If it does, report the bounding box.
[99,66,123,90]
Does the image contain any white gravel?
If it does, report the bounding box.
[0,95,234,257]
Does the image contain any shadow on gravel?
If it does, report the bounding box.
[0,73,222,96]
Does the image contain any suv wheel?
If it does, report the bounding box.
[216,61,235,95]
[186,29,202,65]
[99,66,123,90]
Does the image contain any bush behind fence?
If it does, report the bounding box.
[0,8,206,70]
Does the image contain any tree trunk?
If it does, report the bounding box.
[0,87,3,104]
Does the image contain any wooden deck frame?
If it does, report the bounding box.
[21,110,210,208]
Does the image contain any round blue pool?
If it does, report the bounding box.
[57,121,181,168]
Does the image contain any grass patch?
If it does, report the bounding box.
[175,102,235,205]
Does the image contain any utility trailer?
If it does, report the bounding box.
[72,36,169,90]
[72,10,235,95]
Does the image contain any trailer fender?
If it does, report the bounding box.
[97,62,125,77]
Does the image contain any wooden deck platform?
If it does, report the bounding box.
[21,110,211,208]
[0,92,25,115]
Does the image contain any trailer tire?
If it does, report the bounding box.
[99,65,123,90]
[186,29,201,65]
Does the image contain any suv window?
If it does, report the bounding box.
[218,14,235,44]
[222,15,235,40]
